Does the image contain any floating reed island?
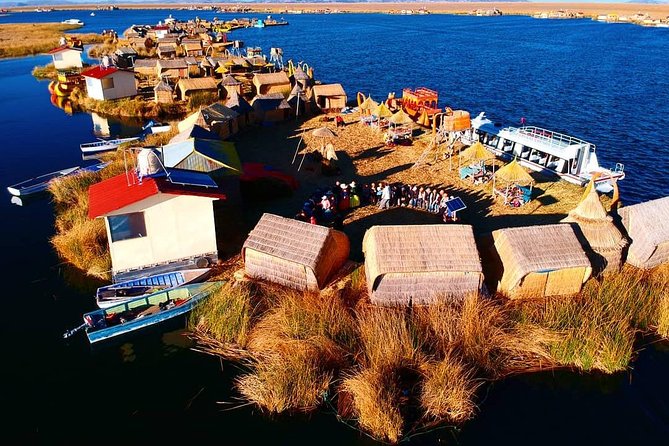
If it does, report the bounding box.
[41,33,669,439]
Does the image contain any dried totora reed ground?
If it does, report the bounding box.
[0,23,104,58]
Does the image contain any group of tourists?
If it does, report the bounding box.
[296,180,462,227]
[369,182,460,221]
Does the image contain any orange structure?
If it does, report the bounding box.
[442,108,471,132]
[400,87,441,118]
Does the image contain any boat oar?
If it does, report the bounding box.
[63,322,88,339]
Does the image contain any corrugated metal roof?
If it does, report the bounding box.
[88,170,226,218]
[81,65,119,80]
[48,45,82,54]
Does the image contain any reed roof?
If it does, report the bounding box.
[561,185,627,252]
[388,109,413,125]
[313,83,347,98]
[363,224,482,283]
[495,159,534,185]
[459,142,495,162]
[253,71,290,86]
[493,224,591,291]
[619,196,669,268]
[372,102,393,118]
[359,95,378,110]
[243,213,345,272]
[293,66,310,80]
[176,77,218,93]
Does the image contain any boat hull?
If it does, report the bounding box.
[6,166,80,196]
[85,282,223,344]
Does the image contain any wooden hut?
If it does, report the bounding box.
[178,103,240,139]
[220,74,243,99]
[226,90,254,127]
[153,80,174,104]
[251,93,291,124]
[362,225,484,306]
[618,196,669,269]
[312,84,347,113]
[242,213,350,291]
[492,224,592,299]
[562,185,627,274]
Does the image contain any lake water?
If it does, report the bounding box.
[1,10,668,444]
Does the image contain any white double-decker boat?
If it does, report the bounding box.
[468,112,625,193]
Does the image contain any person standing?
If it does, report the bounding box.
[379,183,391,209]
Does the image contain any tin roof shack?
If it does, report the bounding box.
[88,170,226,281]
[176,78,219,102]
[493,224,592,299]
[252,71,291,97]
[180,103,240,138]
[362,225,484,306]
[160,137,242,176]
[242,213,350,291]
[48,45,83,70]
[81,66,137,101]
[312,83,347,113]
[114,47,138,69]
[251,93,291,124]
[618,196,669,269]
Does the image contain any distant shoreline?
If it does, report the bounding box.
[6,3,669,20]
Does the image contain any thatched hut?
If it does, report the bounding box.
[362,225,484,306]
[312,83,347,113]
[493,224,592,299]
[252,72,291,97]
[153,80,173,104]
[226,90,254,127]
[492,159,535,206]
[618,196,669,269]
[242,213,350,291]
[562,185,627,274]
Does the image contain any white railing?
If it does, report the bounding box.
[513,126,595,151]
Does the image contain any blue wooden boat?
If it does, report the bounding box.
[81,281,223,344]
[6,162,109,197]
[96,267,211,308]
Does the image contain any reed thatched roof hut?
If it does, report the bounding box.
[493,224,592,299]
[562,185,628,274]
[242,213,350,291]
[618,196,669,269]
[362,225,484,306]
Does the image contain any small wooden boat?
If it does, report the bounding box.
[76,281,224,344]
[6,162,109,197]
[96,267,211,309]
[80,137,139,154]
[142,120,171,134]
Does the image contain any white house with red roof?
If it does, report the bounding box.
[48,45,83,70]
[88,170,226,280]
[81,65,137,101]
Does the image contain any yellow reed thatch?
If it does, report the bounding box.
[493,224,592,299]
[359,95,378,110]
[619,196,669,269]
[562,184,628,274]
[458,142,495,162]
[418,109,431,127]
[372,102,393,119]
[388,109,413,126]
[242,213,350,291]
[362,224,484,306]
[494,159,534,185]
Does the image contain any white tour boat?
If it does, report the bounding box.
[468,112,625,193]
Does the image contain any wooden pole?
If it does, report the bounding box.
[292,129,305,164]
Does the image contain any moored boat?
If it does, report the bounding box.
[96,267,211,308]
[61,19,84,25]
[6,162,109,197]
[468,112,625,191]
[80,137,139,153]
[79,281,223,344]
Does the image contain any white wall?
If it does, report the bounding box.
[106,194,219,274]
[85,77,105,101]
[103,72,138,100]
[52,50,82,70]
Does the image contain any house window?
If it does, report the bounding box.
[53,53,63,61]
[101,77,115,90]
[108,212,146,242]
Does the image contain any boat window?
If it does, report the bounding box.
[108,212,147,242]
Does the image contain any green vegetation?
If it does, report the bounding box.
[0,23,104,58]
[189,266,669,443]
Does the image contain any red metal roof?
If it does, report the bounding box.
[88,171,226,219]
[81,65,119,79]
[48,45,83,54]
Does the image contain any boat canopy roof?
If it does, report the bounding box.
[498,126,593,160]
